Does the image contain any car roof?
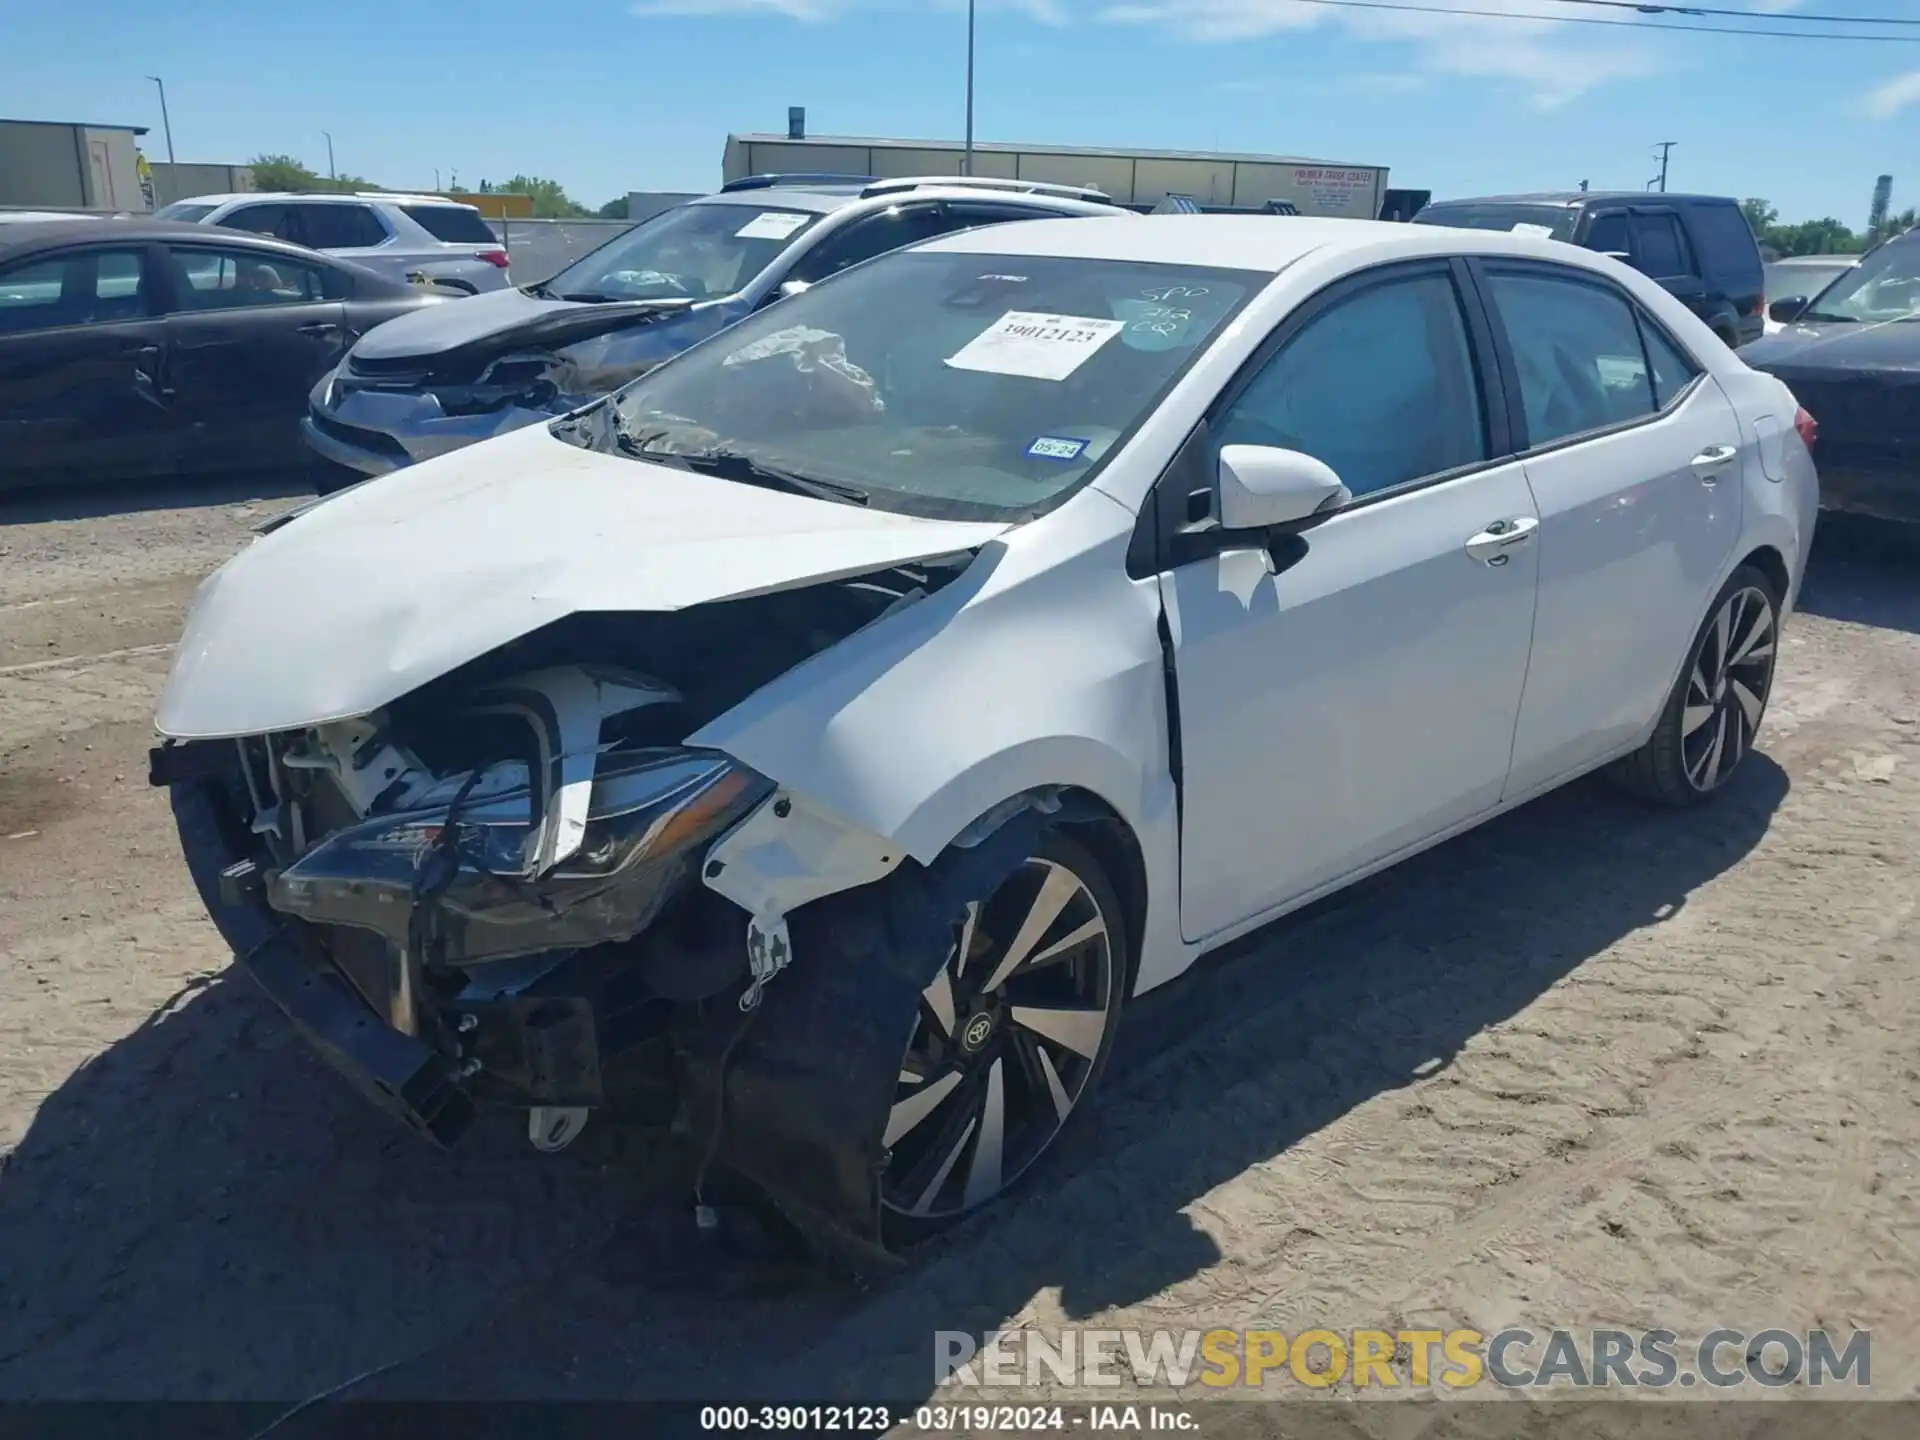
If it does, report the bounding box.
[1423,192,1737,209]
[917,214,1447,272]
[0,217,340,264]
[173,192,478,209]
[684,185,1123,217]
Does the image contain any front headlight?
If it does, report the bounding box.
[268,749,771,965]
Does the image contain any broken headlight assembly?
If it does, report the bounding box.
[267,748,772,966]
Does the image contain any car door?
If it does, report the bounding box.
[158,242,351,470]
[1159,261,1542,942]
[0,242,180,487]
[1472,260,1745,797]
[1629,209,1713,323]
[290,202,407,283]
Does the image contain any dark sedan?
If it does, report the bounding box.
[1743,227,1920,524]
[0,219,445,491]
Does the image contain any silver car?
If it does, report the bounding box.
[299,176,1127,484]
[154,192,512,295]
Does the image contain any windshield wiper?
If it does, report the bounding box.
[1799,310,1857,324]
[609,420,870,506]
[555,290,624,303]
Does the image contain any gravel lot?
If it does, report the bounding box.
[2,475,1918,1417]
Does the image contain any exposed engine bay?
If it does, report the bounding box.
[153,552,1003,1270]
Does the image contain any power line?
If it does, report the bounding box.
[1276,0,1920,40]
[1545,0,1920,25]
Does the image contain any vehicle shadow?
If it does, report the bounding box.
[1796,513,1920,636]
[0,469,314,526]
[0,757,1788,1406]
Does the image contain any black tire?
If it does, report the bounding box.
[1607,563,1782,807]
[879,827,1128,1247]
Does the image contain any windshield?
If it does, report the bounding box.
[586,250,1263,521]
[1766,259,1853,304]
[155,202,217,223]
[1800,240,1919,323]
[539,201,822,303]
[1413,204,1577,242]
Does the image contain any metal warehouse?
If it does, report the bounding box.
[723,132,1391,219]
[0,118,149,211]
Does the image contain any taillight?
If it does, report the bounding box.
[476,248,510,268]
[1794,405,1818,450]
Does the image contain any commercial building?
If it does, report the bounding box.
[0,118,149,211]
[722,131,1391,219]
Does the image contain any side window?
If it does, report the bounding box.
[1486,268,1657,446]
[1214,272,1487,499]
[1685,203,1762,276]
[1583,211,1630,255]
[219,204,297,242]
[1637,313,1700,410]
[166,246,330,310]
[785,205,952,284]
[0,249,149,334]
[294,203,388,250]
[1631,213,1692,278]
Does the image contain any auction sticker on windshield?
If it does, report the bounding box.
[735,212,810,241]
[1510,223,1556,238]
[946,311,1126,382]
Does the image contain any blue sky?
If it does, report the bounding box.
[4,0,1917,225]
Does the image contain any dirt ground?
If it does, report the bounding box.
[2,473,1919,1421]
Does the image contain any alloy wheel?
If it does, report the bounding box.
[1681,583,1777,794]
[880,852,1118,1225]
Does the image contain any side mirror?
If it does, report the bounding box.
[1217,444,1351,531]
[1769,296,1809,324]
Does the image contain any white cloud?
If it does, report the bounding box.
[1099,0,1662,108]
[1862,70,1920,119]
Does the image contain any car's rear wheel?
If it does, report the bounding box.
[1608,563,1781,806]
[880,830,1126,1245]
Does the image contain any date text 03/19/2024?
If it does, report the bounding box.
[697,1405,1199,1431]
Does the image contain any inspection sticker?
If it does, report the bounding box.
[735,211,810,241]
[1510,222,1556,238]
[1026,436,1090,462]
[946,311,1126,382]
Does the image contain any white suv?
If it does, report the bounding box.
[153,192,512,294]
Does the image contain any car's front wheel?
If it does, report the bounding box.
[880,830,1126,1245]
[1609,562,1782,805]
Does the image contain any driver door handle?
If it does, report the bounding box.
[1691,444,1737,482]
[1464,515,1540,566]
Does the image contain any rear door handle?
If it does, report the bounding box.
[1691,444,1737,482]
[1464,515,1540,566]
[298,321,342,337]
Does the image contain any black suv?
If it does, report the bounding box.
[1413,192,1767,348]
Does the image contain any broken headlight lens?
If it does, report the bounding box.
[267,749,771,965]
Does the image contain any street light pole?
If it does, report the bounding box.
[963,0,976,177]
[145,76,176,165]
[1654,140,1674,193]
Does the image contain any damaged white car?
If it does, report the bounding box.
[153,215,1818,1267]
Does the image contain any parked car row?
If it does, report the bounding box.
[151,209,1818,1262]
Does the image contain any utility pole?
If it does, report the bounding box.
[1653,140,1674,193]
[323,131,336,181]
[963,0,976,177]
[145,76,176,165]
[434,167,442,192]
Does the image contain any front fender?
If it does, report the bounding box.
[690,495,1171,865]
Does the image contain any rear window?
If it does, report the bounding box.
[155,202,216,223]
[1413,203,1577,242]
[401,205,496,244]
[1685,203,1762,277]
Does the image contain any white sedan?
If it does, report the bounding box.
[151,215,1818,1266]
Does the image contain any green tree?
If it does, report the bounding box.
[249,153,323,191]
[1738,198,1863,258]
[597,196,631,220]
[492,174,590,219]
[1740,197,1777,235]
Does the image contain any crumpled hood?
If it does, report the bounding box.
[1741,318,1920,375]
[156,424,1010,740]
[350,285,581,363]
